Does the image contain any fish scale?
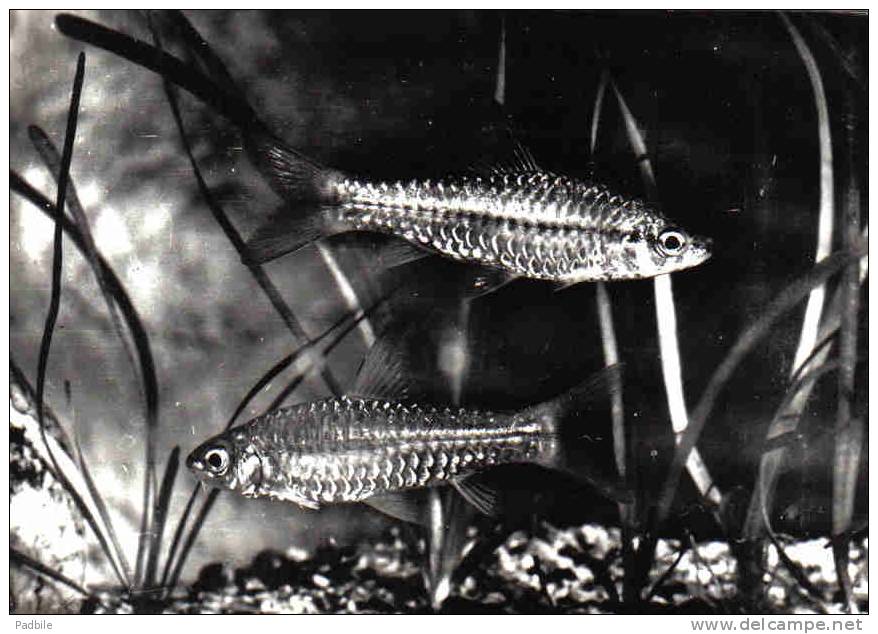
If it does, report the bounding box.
[328,171,694,282]
[216,396,550,507]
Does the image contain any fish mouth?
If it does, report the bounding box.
[185,451,203,473]
[687,235,713,265]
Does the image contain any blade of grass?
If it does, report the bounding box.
[611,79,656,199]
[588,69,609,170]
[803,13,866,92]
[780,11,835,380]
[26,121,151,590]
[743,233,868,539]
[11,357,130,588]
[10,171,161,439]
[643,540,690,602]
[26,124,142,397]
[831,91,863,613]
[494,13,506,106]
[167,487,220,589]
[12,174,176,589]
[158,482,200,590]
[144,446,181,589]
[160,300,378,588]
[72,436,134,587]
[155,11,377,359]
[55,14,255,125]
[56,12,343,396]
[587,69,635,602]
[13,167,170,588]
[10,359,74,455]
[260,284,397,415]
[654,247,861,531]
[157,10,238,87]
[22,50,160,587]
[611,78,720,510]
[315,242,376,348]
[36,51,83,482]
[146,22,343,400]
[11,547,92,598]
[28,53,135,591]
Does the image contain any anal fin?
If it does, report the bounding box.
[244,205,345,265]
[459,266,518,301]
[374,239,433,270]
[363,490,431,526]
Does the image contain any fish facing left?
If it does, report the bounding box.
[185,367,629,522]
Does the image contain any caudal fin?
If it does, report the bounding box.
[55,13,344,265]
[525,365,633,503]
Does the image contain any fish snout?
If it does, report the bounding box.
[185,451,204,472]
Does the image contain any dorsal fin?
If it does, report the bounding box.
[467,124,544,177]
[349,332,414,400]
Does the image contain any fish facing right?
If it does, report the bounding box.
[186,367,630,521]
[245,131,713,284]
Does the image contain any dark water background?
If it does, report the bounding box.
[9,10,868,584]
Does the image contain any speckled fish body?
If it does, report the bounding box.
[52,13,712,283]
[323,170,711,283]
[187,396,557,510]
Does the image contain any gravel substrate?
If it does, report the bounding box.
[76,523,868,614]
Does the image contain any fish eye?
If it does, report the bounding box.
[656,228,688,257]
[204,447,229,474]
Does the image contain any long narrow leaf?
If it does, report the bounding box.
[29,53,131,590]
[157,11,377,359]
[655,248,861,530]
[27,124,141,396]
[148,26,343,399]
[37,52,83,461]
[11,358,129,587]
[144,446,181,589]
[316,242,376,348]
[831,91,863,613]
[781,11,835,378]
[55,13,344,396]
[55,14,255,125]
[73,437,134,586]
[10,359,74,455]
[743,235,868,539]
[11,548,92,598]
[494,13,507,106]
[167,488,220,589]
[158,482,201,590]
[587,69,634,601]
[611,78,719,507]
[263,297,384,414]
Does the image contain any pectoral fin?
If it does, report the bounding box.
[451,474,502,517]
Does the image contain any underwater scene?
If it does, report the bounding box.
[8,10,868,615]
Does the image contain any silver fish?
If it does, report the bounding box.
[55,14,711,285]
[245,132,713,284]
[186,368,627,520]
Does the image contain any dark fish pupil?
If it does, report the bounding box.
[664,235,680,250]
[207,452,224,469]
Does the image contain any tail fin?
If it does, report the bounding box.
[525,365,633,504]
[55,13,344,265]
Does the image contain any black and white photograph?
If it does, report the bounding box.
[8,8,869,617]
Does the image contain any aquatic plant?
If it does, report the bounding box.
[10,10,867,614]
[9,48,372,610]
